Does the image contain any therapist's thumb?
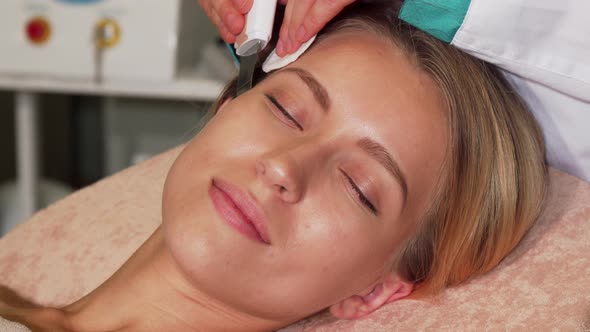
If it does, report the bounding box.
[297,0,356,42]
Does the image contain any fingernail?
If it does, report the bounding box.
[296,25,306,42]
[276,39,284,55]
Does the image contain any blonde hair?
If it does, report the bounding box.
[213,1,547,297]
[389,25,547,296]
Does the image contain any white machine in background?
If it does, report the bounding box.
[0,0,220,83]
[0,0,237,233]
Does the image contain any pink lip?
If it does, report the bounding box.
[209,178,271,245]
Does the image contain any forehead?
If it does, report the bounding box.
[283,31,448,213]
[294,31,438,112]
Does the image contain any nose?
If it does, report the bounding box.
[256,149,305,204]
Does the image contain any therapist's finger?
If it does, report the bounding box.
[214,12,237,43]
[212,5,237,43]
[198,0,215,22]
[198,0,243,43]
[297,0,356,43]
[284,0,315,54]
[277,0,296,56]
[231,0,253,14]
[217,1,245,35]
[219,23,237,43]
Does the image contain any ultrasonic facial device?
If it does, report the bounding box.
[234,0,278,96]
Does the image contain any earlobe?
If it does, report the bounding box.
[329,275,414,320]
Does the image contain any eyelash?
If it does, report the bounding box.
[341,171,378,215]
[265,94,303,131]
[265,94,377,216]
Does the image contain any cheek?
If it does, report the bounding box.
[161,97,277,253]
[161,152,213,258]
[281,193,393,301]
[303,223,388,274]
[194,102,286,158]
[289,168,394,275]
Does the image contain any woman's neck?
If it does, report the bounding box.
[60,227,284,332]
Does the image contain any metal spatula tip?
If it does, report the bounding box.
[236,41,263,96]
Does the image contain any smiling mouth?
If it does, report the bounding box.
[208,178,271,245]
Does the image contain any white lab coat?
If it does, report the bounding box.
[272,0,590,180]
[451,0,590,182]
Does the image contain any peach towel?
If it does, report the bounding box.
[0,147,588,331]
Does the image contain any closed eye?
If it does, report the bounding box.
[341,170,378,216]
[265,94,303,131]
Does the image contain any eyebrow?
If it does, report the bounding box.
[280,67,331,112]
[357,137,408,206]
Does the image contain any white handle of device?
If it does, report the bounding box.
[235,0,278,56]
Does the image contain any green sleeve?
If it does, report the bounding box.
[399,0,472,43]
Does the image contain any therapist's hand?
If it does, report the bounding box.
[198,0,355,54]
[277,0,356,56]
[198,0,254,43]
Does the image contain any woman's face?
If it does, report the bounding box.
[162,31,447,321]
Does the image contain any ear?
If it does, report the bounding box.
[329,274,414,320]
